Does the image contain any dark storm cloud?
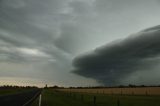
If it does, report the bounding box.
[72,25,160,85]
[1,0,160,86]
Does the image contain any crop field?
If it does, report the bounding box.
[58,87,160,95]
[32,88,160,106]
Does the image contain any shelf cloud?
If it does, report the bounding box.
[73,25,160,85]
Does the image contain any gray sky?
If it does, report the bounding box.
[0,0,160,87]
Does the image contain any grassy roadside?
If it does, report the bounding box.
[31,97,39,106]
[31,89,160,106]
[32,89,88,106]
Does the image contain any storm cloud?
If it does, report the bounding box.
[1,0,160,86]
[73,25,160,85]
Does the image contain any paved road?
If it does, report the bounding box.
[0,89,41,106]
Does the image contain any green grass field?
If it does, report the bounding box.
[32,89,160,106]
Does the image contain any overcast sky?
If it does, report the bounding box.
[0,0,160,87]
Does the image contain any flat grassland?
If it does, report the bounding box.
[32,88,160,106]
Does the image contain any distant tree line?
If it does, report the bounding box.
[1,84,160,89]
[44,85,65,89]
[0,85,38,89]
[67,84,160,89]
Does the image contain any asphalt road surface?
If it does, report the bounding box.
[0,89,41,106]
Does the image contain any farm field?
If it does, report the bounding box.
[58,87,160,95]
[32,88,160,106]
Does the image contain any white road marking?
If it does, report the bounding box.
[39,94,42,106]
